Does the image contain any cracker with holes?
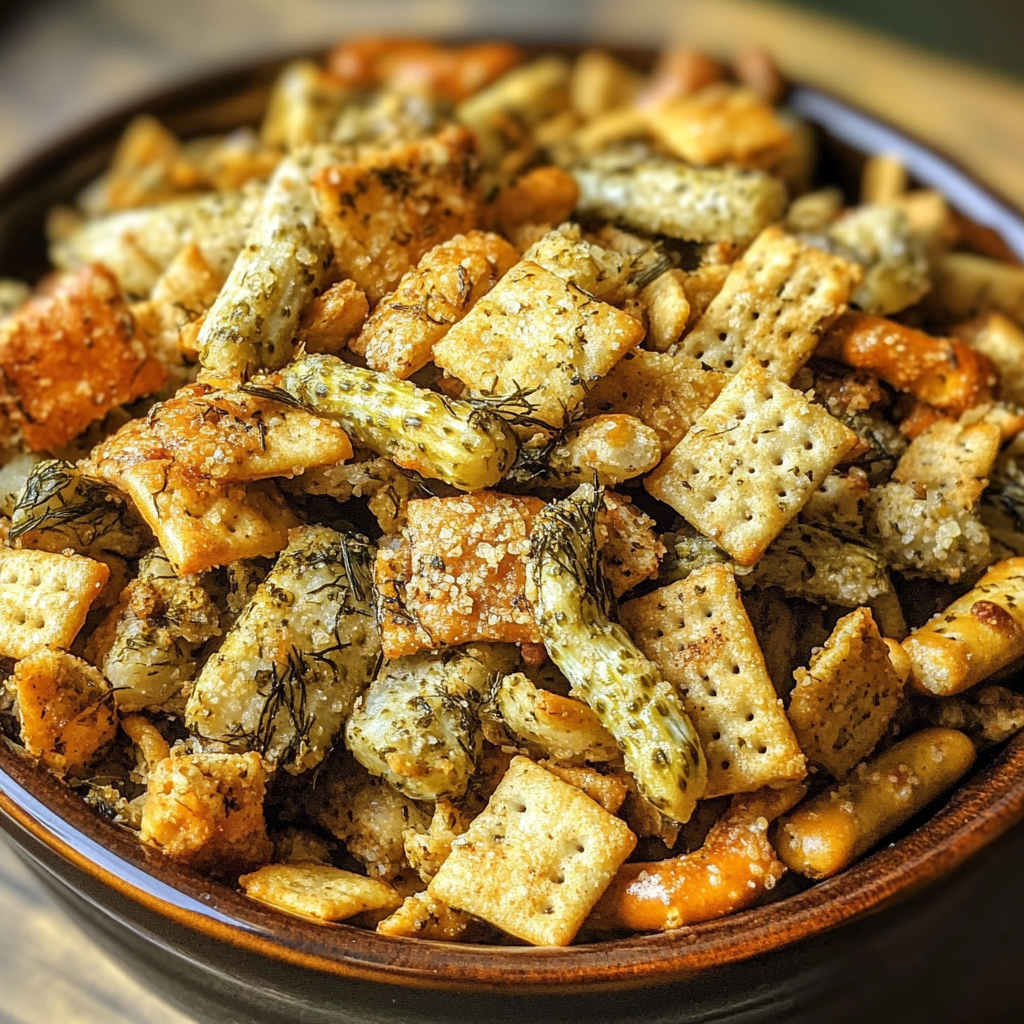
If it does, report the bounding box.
[584,350,728,451]
[12,649,117,774]
[428,757,636,946]
[0,548,109,659]
[788,607,905,779]
[677,226,862,382]
[620,565,805,798]
[646,362,857,566]
[239,864,402,923]
[433,261,645,428]
[377,492,544,659]
[892,416,1001,510]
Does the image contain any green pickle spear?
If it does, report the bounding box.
[528,483,707,822]
[252,352,519,492]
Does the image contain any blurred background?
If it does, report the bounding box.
[1,2,1024,1023]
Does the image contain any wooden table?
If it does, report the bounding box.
[1,2,1023,1022]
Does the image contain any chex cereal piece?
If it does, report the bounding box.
[140,751,273,874]
[239,864,402,923]
[0,265,167,451]
[376,492,544,659]
[433,261,645,428]
[352,230,519,379]
[12,649,117,774]
[620,565,805,798]
[0,548,109,659]
[296,279,369,356]
[312,125,482,303]
[892,416,1001,510]
[647,84,795,169]
[428,757,636,946]
[645,362,857,566]
[788,607,905,778]
[584,349,728,451]
[677,226,862,382]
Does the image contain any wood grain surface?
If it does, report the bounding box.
[0,2,1022,1022]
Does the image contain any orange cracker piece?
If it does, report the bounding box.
[538,762,628,813]
[12,649,117,774]
[239,864,402,923]
[481,166,579,240]
[0,265,167,451]
[140,751,273,874]
[428,756,636,946]
[788,607,905,778]
[312,125,482,304]
[584,349,727,450]
[620,565,806,798]
[645,362,857,566]
[434,260,645,428]
[377,492,544,658]
[647,84,796,169]
[677,226,862,383]
[0,547,109,659]
[296,279,370,356]
[818,311,997,415]
[892,415,1001,510]
[88,382,353,487]
[352,230,519,378]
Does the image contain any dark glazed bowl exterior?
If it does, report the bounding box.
[2,53,1024,1024]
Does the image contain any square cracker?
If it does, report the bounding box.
[584,350,728,451]
[0,548,109,659]
[892,416,1001,509]
[12,649,117,773]
[677,226,862,383]
[239,864,401,923]
[645,361,857,566]
[788,607,905,778]
[428,757,636,946]
[0,265,167,452]
[620,565,806,798]
[433,261,645,428]
[312,125,482,304]
[405,492,544,650]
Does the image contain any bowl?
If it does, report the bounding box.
[3,48,1024,1024]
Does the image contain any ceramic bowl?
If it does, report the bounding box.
[2,49,1024,1024]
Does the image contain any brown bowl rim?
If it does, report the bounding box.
[2,47,1024,995]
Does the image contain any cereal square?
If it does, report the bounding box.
[677,226,862,383]
[584,350,728,451]
[433,261,645,428]
[401,492,544,652]
[312,126,482,303]
[12,649,117,774]
[0,265,167,451]
[140,751,273,874]
[620,565,806,798]
[352,230,519,378]
[788,607,905,778]
[428,757,636,946]
[0,548,109,659]
[645,361,857,565]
